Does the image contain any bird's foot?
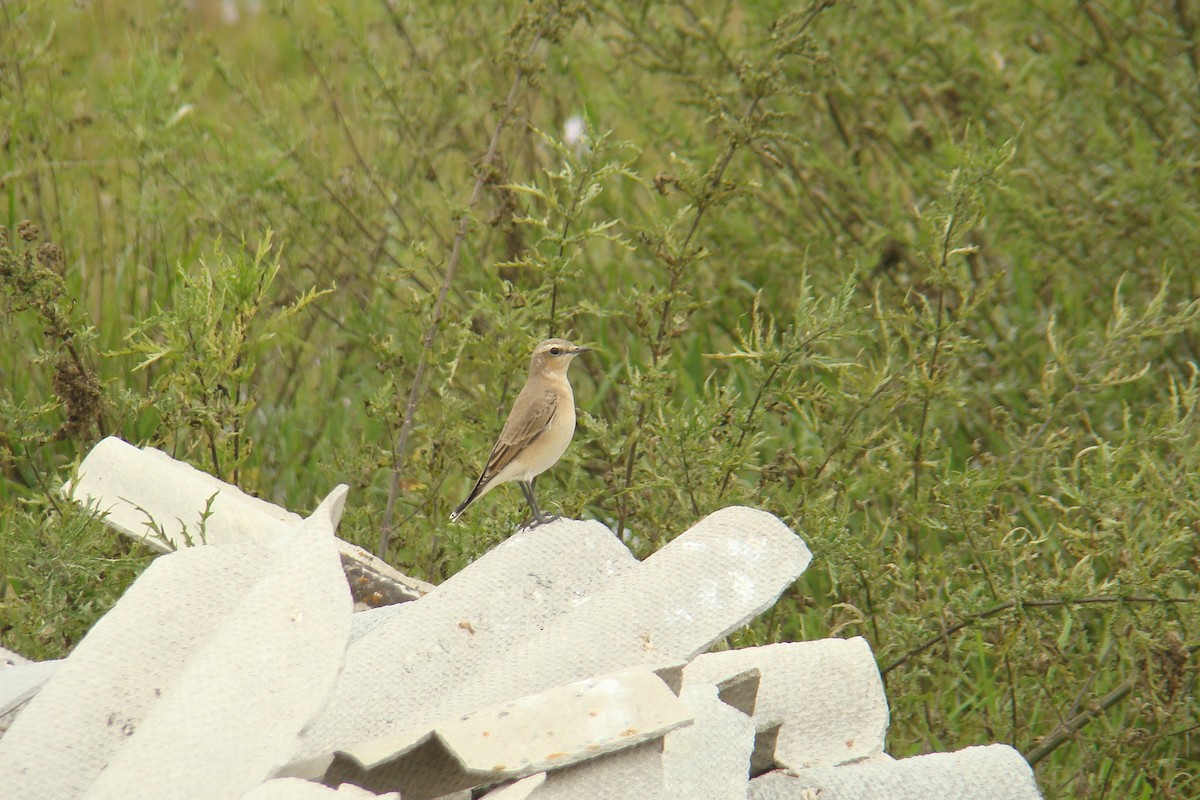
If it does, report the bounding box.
[519,513,562,530]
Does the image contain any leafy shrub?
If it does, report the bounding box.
[2,1,1197,795]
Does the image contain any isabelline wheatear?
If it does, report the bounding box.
[450,338,591,526]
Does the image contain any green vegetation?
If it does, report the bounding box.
[2,0,1198,795]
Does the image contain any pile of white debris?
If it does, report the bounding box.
[0,437,1043,799]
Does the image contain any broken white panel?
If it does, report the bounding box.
[748,745,1043,800]
[0,488,351,799]
[346,595,413,642]
[481,773,546,800]
[525,507,811,674]
[0,657,62,719]
[64,436,432,602]
[325,665,691,798]
[79,487,353,800]
[528,739,665,800]
[0,647,30,667]
[411,664,691,773]
[295,518,638,761]
[685,637,887,769]
[0,649,62,739]
[0,542,264,798]
[663,683,755,800]
[65,435,301,548]
[357,505,808,752]
[242,777,399,800]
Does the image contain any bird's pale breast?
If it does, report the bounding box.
[509,389,575,481]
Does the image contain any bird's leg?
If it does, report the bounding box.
[518,480,541,527]
[519,479,559,528]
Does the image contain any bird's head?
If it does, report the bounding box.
[530,338,592,378]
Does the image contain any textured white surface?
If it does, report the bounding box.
[529,740,665,800]
[296,518,638,760]
[685,637,888,769]
[0,649,61,739]
[0,648,30,667]
[63,436,432,600]
[0,487,353,800]
[3,433,1046,800]
[749,745,1043,800]
[321,507,803,798]
[663,683,755,800]
[343,665,690,783]
[0,658,62,719]
[301,508,807,789]
[565,507,810,665]
[84,486,353,799]
[390,507,810,739]
[0,542,262,798]
[242,778,399,799]
[65,436,298,549]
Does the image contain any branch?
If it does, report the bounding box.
[1023,676,1135,765]
[909,197,959,562]
[377,46,540,557]
[1023,638,1200,766]
[615,94,761,540]
[813,374,897,479]
[880,595,1197,676]
[717,320,841,500]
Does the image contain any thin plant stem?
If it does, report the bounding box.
[378,43,542,558]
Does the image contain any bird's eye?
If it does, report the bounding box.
[550,347,562,355]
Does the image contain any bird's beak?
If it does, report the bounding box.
[573,345,594,355]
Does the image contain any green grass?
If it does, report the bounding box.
[2,0,1199,795]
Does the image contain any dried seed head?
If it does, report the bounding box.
[37,242,65,272]
[53,351,103,441]
[17,220,39,242]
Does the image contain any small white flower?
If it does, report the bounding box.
[564,115,586,147]
[165,104,196,128]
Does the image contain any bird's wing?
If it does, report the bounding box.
[478,387,559,484]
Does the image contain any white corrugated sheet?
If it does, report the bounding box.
[0,437,1044,799]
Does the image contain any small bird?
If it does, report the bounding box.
[450,338,592,526]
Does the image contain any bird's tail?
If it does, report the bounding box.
[449,478,486,521]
